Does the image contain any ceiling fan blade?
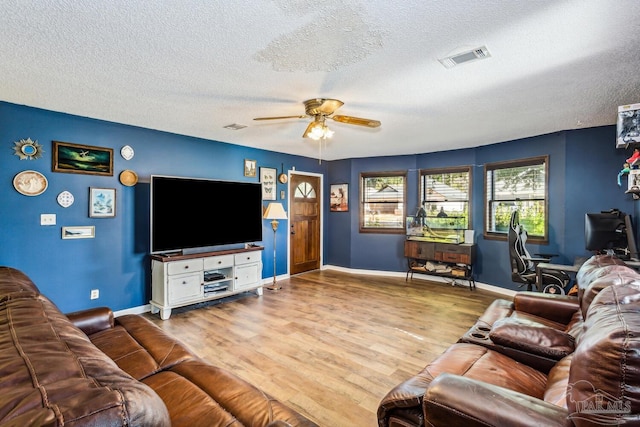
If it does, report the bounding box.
[331,115,381,128]
[253,115,307,121]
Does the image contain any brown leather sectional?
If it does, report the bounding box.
[378,254,640,427]
[0,266,317,426]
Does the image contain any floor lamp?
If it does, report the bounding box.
[263,202,288,290]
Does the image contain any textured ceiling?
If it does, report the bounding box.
[2,1,640,161]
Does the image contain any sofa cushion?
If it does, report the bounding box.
[575,254,627,289]
[0,291,170,426]
[569,282,640,425]
[476,298,569,331]
[543,354,572,408]
[488,317,575,359]
[89,314,195,381]
[143,359,317,427]
[578,265,640,318]
[0,266,40,303]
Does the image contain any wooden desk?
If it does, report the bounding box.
[536,257,640,289]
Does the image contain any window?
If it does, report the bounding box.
[360,171,406,233]
[420,166,471,231]
[484,156,548,243]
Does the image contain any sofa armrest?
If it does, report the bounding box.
[513,291,578,324]
[66,307,114,336]
[424,373,568,427]
[488,317,575,359]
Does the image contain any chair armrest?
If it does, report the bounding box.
[535,253,559,259]
[524,256,552,264]
[513,292,579,325]
[423,373,568,427]
[66,307,114,336]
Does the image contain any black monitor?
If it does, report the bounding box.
[585,210,638,260]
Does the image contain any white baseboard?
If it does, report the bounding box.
[114,304,151,317]
[322,264,516,298]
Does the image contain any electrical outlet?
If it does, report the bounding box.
[40,214,56,225]
[90,289,99,300]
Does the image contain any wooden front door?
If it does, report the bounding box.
[289,173,321,275]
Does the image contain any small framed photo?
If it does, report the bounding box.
[52,141,114,176]
[62,226,95,239]
[260,167,277,200]
[330,183,349,212]
[89,187,116,218]
[244,159,257,177]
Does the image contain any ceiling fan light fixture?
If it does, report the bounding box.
[309,124,333,140]
[303,116,333,140]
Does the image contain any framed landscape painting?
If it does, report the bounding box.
[89,187,116,218]
[52,141,114,176]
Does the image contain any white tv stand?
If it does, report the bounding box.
[150,247,263,320]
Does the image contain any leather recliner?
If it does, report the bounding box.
[378,254,640,427]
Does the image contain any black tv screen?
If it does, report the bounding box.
[151,175,263,254]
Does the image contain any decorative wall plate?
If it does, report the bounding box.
[57,190,74,207]
[13,170,48,196]
[13,138,44,160]
[120,145,134,160]
[119,169,138,186]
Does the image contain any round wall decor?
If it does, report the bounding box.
[119,169,138,186]
[57,190,74,207]
[278,163,288,183]
[120,145,134,160]
[13,138,44,160]
[13,170,48,196]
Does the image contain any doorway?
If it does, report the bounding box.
[289,172,322,275]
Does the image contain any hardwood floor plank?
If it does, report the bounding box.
[144,269,502,427]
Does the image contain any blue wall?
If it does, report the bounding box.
[1,101,635,313]
[324,128,633,289]
[0,102,325,312]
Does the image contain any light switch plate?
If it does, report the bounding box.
[40,214,56,225]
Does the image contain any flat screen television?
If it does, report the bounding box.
[150,175,263,254]
[585,210,638,260]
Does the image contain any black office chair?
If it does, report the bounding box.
[508,210,570,293]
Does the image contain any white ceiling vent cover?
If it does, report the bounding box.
[439,46,491,69]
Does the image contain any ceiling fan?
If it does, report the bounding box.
[253,98,381,140]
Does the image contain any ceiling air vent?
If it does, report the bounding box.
[439,46,491,69]
[223,123,247,130]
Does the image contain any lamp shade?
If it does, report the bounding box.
[263,202,288,220]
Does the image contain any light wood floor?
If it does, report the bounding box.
[144,270,503,427]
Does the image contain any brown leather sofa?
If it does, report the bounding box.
[378,254,640,427]
[0,266,317,426]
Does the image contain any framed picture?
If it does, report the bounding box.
[62,226,95,239]
[52,141,113,176]
[244,159,257,177]
[330,183,349,212]
[89,187,116,218]
[260,167,277,200]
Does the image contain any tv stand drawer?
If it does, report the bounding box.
[203,255,234,269]
[235,251,262,266]
[167,259,203,275]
